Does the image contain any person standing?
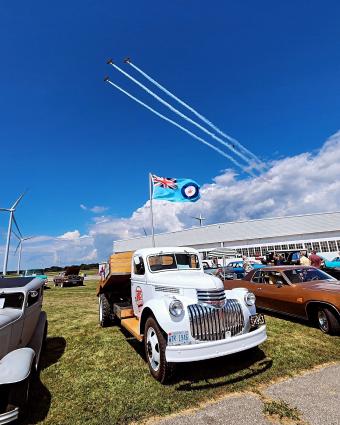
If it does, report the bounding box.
[300,251,311,266]
[309,250,323,268]
[242,256,253,273]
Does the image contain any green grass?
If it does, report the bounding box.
[263,399,301,421]
[27,279,340,425]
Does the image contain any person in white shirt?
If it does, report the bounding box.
[300,251,311,266]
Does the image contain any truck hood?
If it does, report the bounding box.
[299,280,340,295]
[147,270,223,290]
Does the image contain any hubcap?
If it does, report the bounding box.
[146,327,160,372]
[318,310,329,332]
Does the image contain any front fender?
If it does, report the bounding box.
[139,297,190,336]
[0,347,35,385]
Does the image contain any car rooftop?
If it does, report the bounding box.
[0,277,36,289]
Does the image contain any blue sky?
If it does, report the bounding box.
[1,1,340,267]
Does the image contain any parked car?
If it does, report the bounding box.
[323,256,340,268]
[23,269,48,285]
[224,266,340,335]
[0,276,47,423]
[53,266,84,287]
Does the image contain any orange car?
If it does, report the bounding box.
[224,266,340,335]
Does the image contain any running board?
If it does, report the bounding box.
[121,317,143,342]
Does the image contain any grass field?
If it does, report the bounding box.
[27,279,340,425]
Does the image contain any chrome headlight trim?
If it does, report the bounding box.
[245,291,256,306]
[169,299,184,317]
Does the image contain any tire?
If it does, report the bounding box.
[144,317,174,384]
[316,307,340,335]
[99,293,112,327]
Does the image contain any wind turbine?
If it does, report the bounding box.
[0,192,26,276]
[13,228,34,275]
[192,213,206,227]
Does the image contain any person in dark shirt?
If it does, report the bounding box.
[309,250,323,268]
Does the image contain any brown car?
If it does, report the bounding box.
[224,266,340,335]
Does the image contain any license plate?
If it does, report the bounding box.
[250,313,265,327]
[167,331,190,346]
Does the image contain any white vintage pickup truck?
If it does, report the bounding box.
[0,277,47,423]
[97,247,267,383]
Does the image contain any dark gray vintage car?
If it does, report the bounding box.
[0,277,47,423]
[53,266,84,287]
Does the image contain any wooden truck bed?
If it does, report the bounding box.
[96,251,133,296]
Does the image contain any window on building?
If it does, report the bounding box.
[281,244,288,250]
[288,244,296,250]
[274,245,281,251]
[261,246,268,256]
[328,241,337,252]
[267,246,274,251]
[249,247,255,256]
[242,248,249,257]
[320,241,329,252]
[337,241,340,251]
[312,242,320,252]
[254,247,261,256]
[304,242,312,251]
[236,248,242,255]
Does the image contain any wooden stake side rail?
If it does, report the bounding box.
[96,251,133,295]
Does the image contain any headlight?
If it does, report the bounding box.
[169,299,184,317]
[244,292,256,306]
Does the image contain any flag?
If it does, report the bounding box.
[151,175,200,202]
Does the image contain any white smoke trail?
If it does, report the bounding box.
[127,60,264,170]
[109,62,257,172]
[105,79,255,176]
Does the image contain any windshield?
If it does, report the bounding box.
[26,269,44,275]
[148,253,200,272]
[284,268,337,283]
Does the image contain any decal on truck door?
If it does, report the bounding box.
[135,286,143,310]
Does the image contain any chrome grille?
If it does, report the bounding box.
[155,286,180,294]
[188,299,244,341]
[197,289,226,307]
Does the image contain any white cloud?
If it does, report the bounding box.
[3,131,340,269]
[80,204,109,214]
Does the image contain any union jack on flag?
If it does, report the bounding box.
[152,175,178,190]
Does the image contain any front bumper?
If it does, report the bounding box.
[0,408,19,424]
[165,325,267,363]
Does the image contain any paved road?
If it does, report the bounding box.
[152,364,340,425]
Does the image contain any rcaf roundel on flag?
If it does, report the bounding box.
[151,175,200,203]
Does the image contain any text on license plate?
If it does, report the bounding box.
[250,314,266,327]
[168,331,190,346]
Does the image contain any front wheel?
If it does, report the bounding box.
[144,317,174,383]
[317,307,340,335]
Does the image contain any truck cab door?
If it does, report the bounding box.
[131,256,147,318]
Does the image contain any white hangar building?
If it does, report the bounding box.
[113,211,340,259]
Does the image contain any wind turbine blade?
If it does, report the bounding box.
[14,240,21,255]
[24,236,35,241]
[12,230,20,240]
[0,208,11,211]
[12,215,23,239]
[11,191,26,210]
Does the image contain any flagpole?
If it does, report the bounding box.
[149,173,155,247]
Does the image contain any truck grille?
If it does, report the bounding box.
[188,299,244,341]
[196,289,226,307]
